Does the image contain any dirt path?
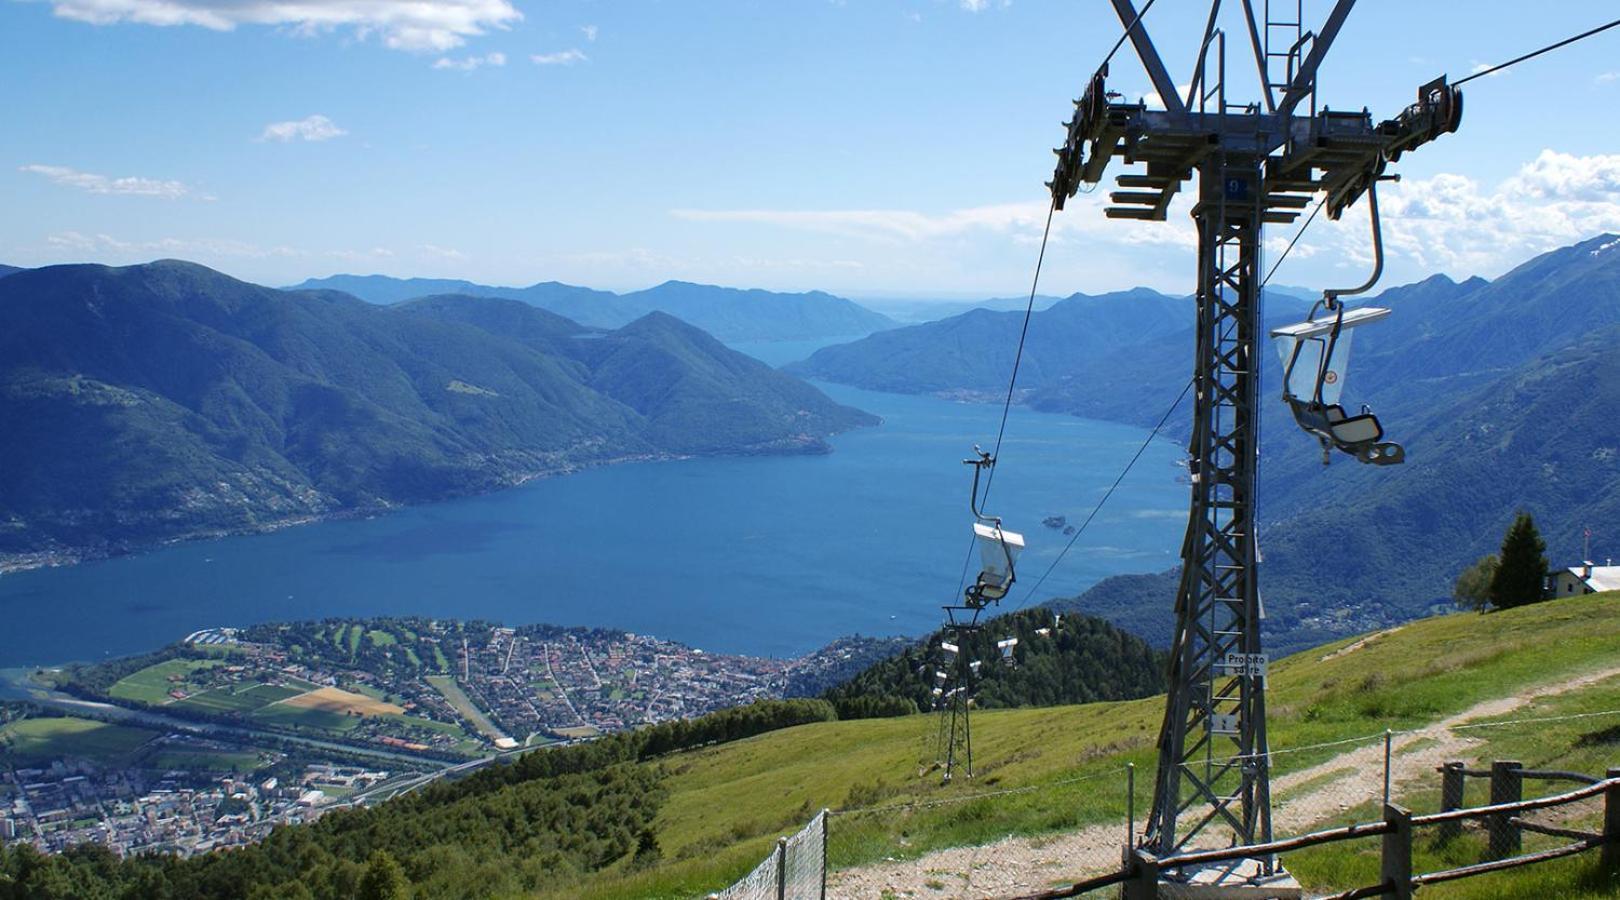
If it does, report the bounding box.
[826,665,1620,899]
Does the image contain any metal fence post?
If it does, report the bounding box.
[1123,848,1159,900]
[1383,729,1394,805]
[1382,803,1413,900]
[775,836,788,900]
[1127,762,1136,847]
[1603,768,1620,876]
[820,809,829,900]
[1438,761,1466,842]
[1488,760,1523,860]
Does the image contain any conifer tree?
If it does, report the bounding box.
[359,850,410,900]
[1488,512,1548,609]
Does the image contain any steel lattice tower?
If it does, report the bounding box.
[1047,0,1463,868]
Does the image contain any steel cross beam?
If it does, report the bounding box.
[1143,154,1273,856]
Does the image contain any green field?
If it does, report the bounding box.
[108,658,225,705]
[174,682,302,715]
[366,629,397,647]
[146,747,267,773]
[554,591,1620,900]
[250,703,361,733]
[425,675,504,744]
[0,717,158,767]
[382,712,465,738]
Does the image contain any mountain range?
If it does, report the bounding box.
[795,234,1620,647]
[0,261,876,566]
[789,287,1190,395]
[287,273,896,343]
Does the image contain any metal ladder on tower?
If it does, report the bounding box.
[1265,0,1307,109]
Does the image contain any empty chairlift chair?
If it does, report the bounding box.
[1270,304,1404,466]
[969,520,1025,605]
[962,445,1026,607]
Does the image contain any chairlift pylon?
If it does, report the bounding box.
[1270,180,1404,467]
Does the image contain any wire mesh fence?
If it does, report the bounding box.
[707,708,1620,899]
[708,811,828,900]
[785,810,828,900]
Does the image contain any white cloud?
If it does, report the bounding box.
[20,164,204,200]
[259,114,346,143]
[433,50,505,70]
[959,0,1009,10]
[580,24,597,41]
[40,0,521,51]
[326,246,396,261]
[531,48,587,66]
[674,203,1046,244]
[46,231,301,258]
[672,193,1195,252]
[421,244,467,261]
[672,150,1620,292]
[1282,150,1620,281]
[1598,72,1620,85]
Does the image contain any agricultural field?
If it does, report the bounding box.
[144,747,267,773]
[281,685,404,717]
[0,717,158,767]
[426,674,506,744]
[174,683,301,715]
[249,703,360,733]
[108,658,226,705]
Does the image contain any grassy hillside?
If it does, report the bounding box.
[573,590,1620,899]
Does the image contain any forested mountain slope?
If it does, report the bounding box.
[788,288,1186,394]
[824,607,1164,716]
[0,262,875,563]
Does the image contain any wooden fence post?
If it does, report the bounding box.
[1438,761,1466,842]
[1488,760,1523,860]
[1382,803,1413,900]
[1603,768,1620,877]
[1123,848,1160,900]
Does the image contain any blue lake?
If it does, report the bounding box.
[0,381,1189,667]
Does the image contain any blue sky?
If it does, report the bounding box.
[4,0,1619,298]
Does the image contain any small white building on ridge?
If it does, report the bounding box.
[1550,561,1620,597]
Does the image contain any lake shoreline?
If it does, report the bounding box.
[0,425,881,576]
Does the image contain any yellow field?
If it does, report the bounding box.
[280,686,403,717]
